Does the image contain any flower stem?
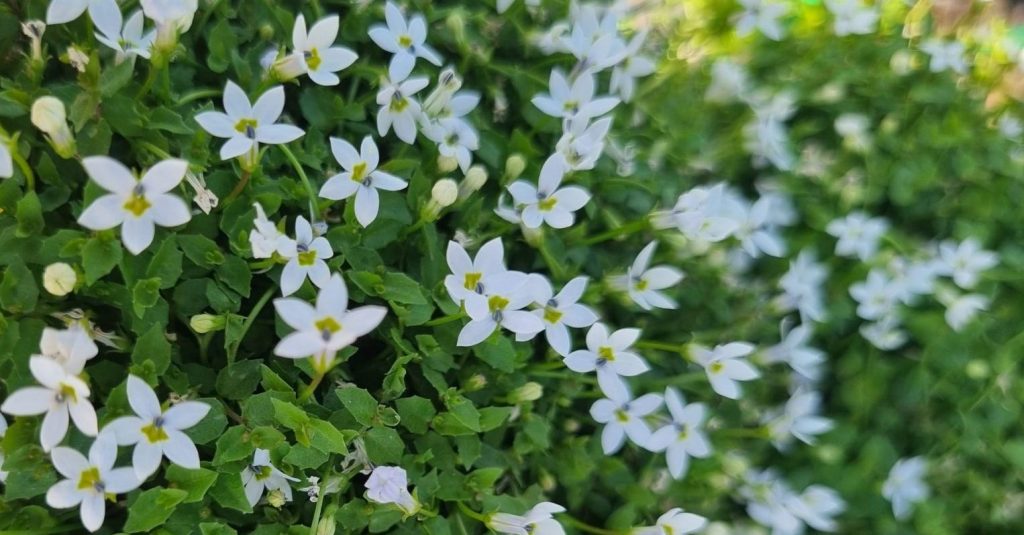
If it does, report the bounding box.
[455,501,488,523]
[279,144,319,220]
[562,515,623,535]
[635,340,687,354]
[178,88,223,105]
[298,371,326,403]
[225,169,252,203]
[136,140,173,161]
[307,486,325,535]
[720,427,770,439]
[10,146,34,190]
[580,218,651,245]
[423,311,467,326]
[227,286,276,365]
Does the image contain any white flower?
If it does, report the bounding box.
[277,216,333,297]
[444,238,508,304]
[705,59,749,103]
[77,157,191,255]
[369,1,442,81]
[834,113,872,152]
[652,185,739,242]
[850,269,899,321]
[37,324,98,375]
[376,64,430,144]
[939,291,989,332]
[320,136,407,227]
[764,322,825,382]
[565,323,649,400]
[487,502,566,535]
[763,389,834,450]
[826,212,888,261]
[860,315,907,351]
[0,138,12,179]
[101,375,209,480]
[777,250,827,323]
[1,356,98,451]
[46,0,111,25]
[825,0,878,36]
[532,69,620,122]
[46,435,140,532]
[365,466,420,515]
[423,119,480,174]
[91,2,154,61]
[195,82,304,162]
[43,263,78,297]
[299,476,320,502]
[921,39,969,74]
[734,0,788,41]
[633,508,708,535]
[693,342,760,400]
[562,7,626,74]
[457,273,545,347]
[743,116,794,170]
[887,256,940,304]
[249,202,292,259]
[590,386,662,454]
[785,485,846,533]
[515,276,599,357]
[507,156,591,230]
[935,238,998,289]
[140,0,197,50]
[242,448,299,507]
[729,195,786,258]
[290,14,358,86]
[609,31,656,102]
[273,273,387,371]
[997,114,1023,139]
[741,470,803,535]
[554,116,612,171]
[497,0,540,14]
[610,241,685,310]
[647,388,711,479]
[883,457,929,520]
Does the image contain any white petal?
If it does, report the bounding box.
[596,371,628,401]
[149,194,191,227]
[274,298,316,330]
[500,311,544,335]
[274,331,323,358]
[141,159,187,194]
[256,124,304,144]
[132,440,163,479]
[194,111,236,138]
[316,273,349,314]
[41,404,70,451]
[47,0,89,24]
[252,86,285,125]
[162,401,210,429]
[80,493,105,532]
[329,137,359,169]
[340,306,387,338]
[220,136,255,160]
[223,81,252,119]
[608,328,641,351]
[564,351,598,373]
[46,479,84,508]
[104,467,140,494]
[318,47,358,72]
[162,429,201,468]
[544,323,571,357]
[307,15,339,48]
[610,352,649,376]
[369,171,406,191]
[78,194,127,231]
[101,416,145,446]
[601,424,626,454]
[644,267,684,290]
[68,400,98,436]
[245,476,265,506]
[319,174,360,200]
[666,445,690,479]
[354,186,380,227]
[457,319,496,347]
[280,260,306,297]
[51,447,89,479]
[1,387,54,415]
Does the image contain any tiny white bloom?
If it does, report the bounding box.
[273,273,387,371]
[935,238,998,289]
[368,1,443,81]
[423,119,480,174]
[652,184,739,242]
[320,136,408,227]
[37,324,98,375]
[825,0,879,36]
[610,241,685,310]
[195,82,304,162]
[1,356,98,451]
[46,434,140,532]
[785,485,846,533]
[850,269,899,321]
[532,69,620,122]
[554,116,612,172]
[91,2,155,61]
[507,156,591,230]
[457,273,545,347]
[101,375,210,480]
[299,476,320,502]
[487,502,566,535]
[633,508,708,535]
[777,250,828,323]
[77,157,192,255]
[609,31,656,103]
[834,113,872,152]
[290,14,358,86]
[826,212,888,261]
[734,0,788,41]
[565,323,649,400]
[646,388,711,479]
[376,64,430,144]
[763,389,834,450]
[515,276,599,357]
[444,238,508,304]
[860,315,907,351]
[249,202,293,259]
[242,448,299,507]
[764,322,825,382]
[496,0,540,14]
[693,342,760,400]
[920,39,969,74]
[728,195,787,258]
[705,59,749,103]
[939,291,989,332]
[278,216,334,297]
[589,386,662,454]
[365,466,420,515]
[883,457,929,520]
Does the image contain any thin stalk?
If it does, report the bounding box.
[423,311,467,327]
[227,286,276,364]
[307,485,325,535]
[279,144,319,220]
[580,218,651,245]
[298,371,326,403]
[455,501,488,523]
[225,169,252,203]
[562,515,623,535]
[10,148,34,190]
[635,340,686,354]
[178,88,223,105]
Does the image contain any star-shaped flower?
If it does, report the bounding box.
[319,136,408,227]
[195,81,304,161]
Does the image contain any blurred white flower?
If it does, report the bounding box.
[647,388,711,479]
[610,241,685,310]
[633,508,708,535]
[834,113,872,152]
[763,389,834,450]
[610,31,656,102]
[706,59,749,103]
[693,342,760,400]
[764,322,825,382]
[883,457,929,520]
[935,238,998,289]
[555,116,612,171]
[590,386,662,454]
[921,39,969,74]
[734,0,788,41]
[777,250,828,323]
[652,184,739,242]
[565,323,650,399]
[249,202,292,259]
[825,0,879,36]
[860,315,907,351]
[532,69,620,122]
[850,269,899,321]
[826,212,888,261]
[937,289,989,332]
[36,325,97,375]
[785,485,846,533]
[320,136,408,227]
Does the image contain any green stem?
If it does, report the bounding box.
[178,88,224,106]
[308,485,326,535]
[279,144,319,220]
[227,286,276,364]
[225,169,252,203]
[10,147,34,190]
[423,311,467,326]
[136,61,160,100]
[298,371,326,403]
[719,427,769,439]
[635,340,686,354]
[455,501,488,523]
[198,332,212,365]
[562,515,623,535]
[136,140,173,160]
[580,218,651,245]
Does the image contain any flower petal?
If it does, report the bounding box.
[194,111,236,138]
[78,194,127,231]
[140,159,187,194]
[51,446,89,479]
[162,401,210,430]
[252,86,285,126]
[162,429,201,469]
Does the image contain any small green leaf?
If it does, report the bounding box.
[81,235,123,285]
[123,488,188,533]
[15,191,43,237]
[336,387,378,427]
[131,324,171,375]
[165,465,218,503]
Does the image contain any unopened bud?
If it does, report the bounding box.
[464,374,488,392]
[510,382,543,403]
[437,154,459,173]
[423,68,463,116]
[22,21,45,62]
[458,165,488,200]
[259,23,275,40]
[31,96,75,158]
[504,154,526,181]
[446,12,467,47]
[538,470,557,492]
[43,262,77,296]
[420,178,459,222]
[266,489,287,508]
[316,506,337,535]
[190,313,226,333]
[66,46,89,73]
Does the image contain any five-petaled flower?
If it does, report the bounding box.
[291,14,358,86]
[610,241,685,310]
[647,388,712,479]
[589,386,662,454]
[242,448,299,507]
[319,136,408,227]
[369,1,442,81]
[2,356,98,451]
[692,342,760,400]
[486,502,567,535]
[46,434,140,532]
[195,81,304,165]
[507,156,591,230]
[278,215,334,297]
[565,323,649,400]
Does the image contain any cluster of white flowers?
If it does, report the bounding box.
[739,469,846,535]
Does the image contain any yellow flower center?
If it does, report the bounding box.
[488,295,510,312]
[709,361,724,374]
[398,35,413,48]
[677,425,690,441]
[463,272,482,291]
[298,249,318,266]
[305,47,322,70]
[537,197,558,212]
[77,467,102,491]
[234,118,258,133]
[123,193,151,217]
[634,278,649,291]
[140,422,169,443]
[315,316,341,334]
[254,465,272,481]
[598,346,616,362]
[390,95,409,112]
[542,306,563,324]
[614,409,630,423]
[57,383,79,404]
[351,162,369,183]
[563,100,579,113]
[662,526,676,535]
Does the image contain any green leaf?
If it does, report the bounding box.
[146,236,183,289]
[131,324,171,375]
[206,18,238,73]
[308,419,347,455]
[216,360,263,400]
[200,523,239,535]
[15,191,43,237]
[132,277,162,318]
[100,59,135,96]
[213,426,254,465]
[179,234,225,268]
[336,387,378,427]
[381,271,428,304]
[216,255,252,298]
[208,472,253,513]
[81,235,123,285]
[363,427,404,464]
[472,336,517,372]
[165,465,219,503]
[0,259,38,314]
[123,488,188,533]
[396,396,436,434]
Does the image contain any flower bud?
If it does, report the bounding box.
[43,262,77,296]
[458,165,488,200]
[315,507,337,535]
[464,374,488,392]
[190,314,226,333]
[423,68,462,117]
[22,21,45,63]
[266,489,287,508]
[66,46,89,73]
[432,179,458,207]
[446,11,466,47]
[509,382,543,403]
[31,96,76,158]
[538,470,557,492]
[270,51,307,82]
[437,154,459,173]
[504,154,526,181]
[259,23,275,40]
